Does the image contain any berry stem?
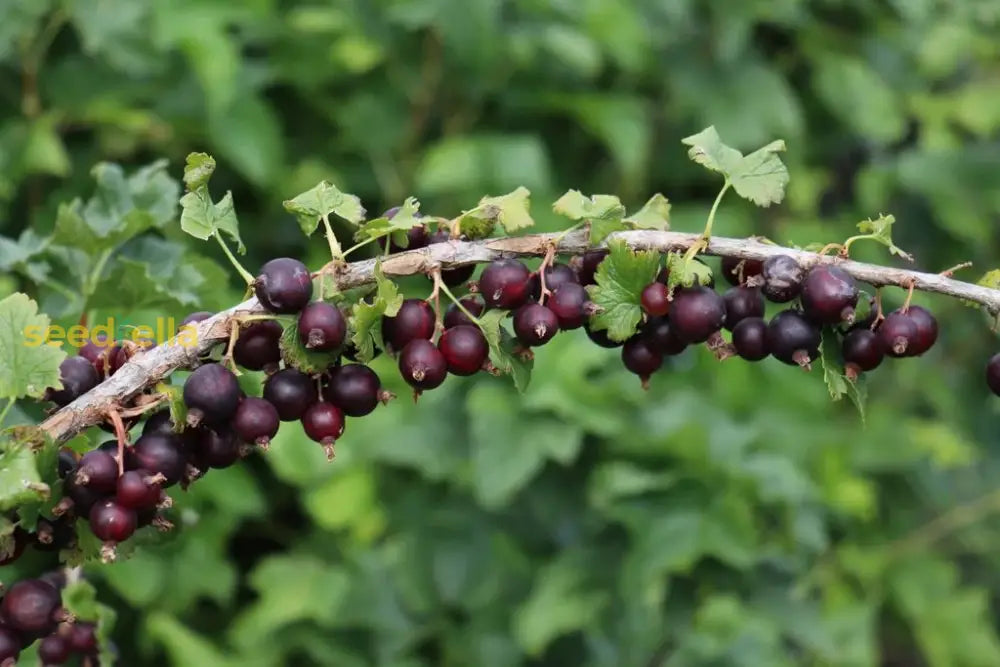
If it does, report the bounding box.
[105,407,129,477]
[342,235,380,258]
[433,272,482,327]
[536,244,557,305]
[0,398,14,426]
[213,232,256,285]
[681,180,730,270]
[939,261,973,278]
[901,278,916,312]
[320,213,345,261]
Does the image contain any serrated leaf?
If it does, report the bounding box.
[183,153,217,191]
[585,239,660,342]
[681,126,743,175]
[478,187,534,233]
[279,324,340,375]
[682,127,789,207]
[283,180,366,235]
[0,430,51,511]
[589,218,628,246]
[348,262,403,362]
[0,229,50,272]
[854,214,912,261]
[665,253,713,288]
[552,190,626,221]
[820,328,867,423]
[353,198,422,244]
[180,189,245,253]
[624,193,671,230]
[0,293,66,400]
[479,310,533,392]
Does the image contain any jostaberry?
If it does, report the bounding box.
[641,282,670,317]
[761,255,804,303]
[478,259,532,309]
[722,286,764,331]
[877,311,917,357]
[323,364,385,416]
[383,299,436,351]
[766,310,820,367]
[721,256,763,286]
[263,368,318,421]
[298,302,346,351]
[46,357,99,407]
[668,286,726,343]
[183,363,240,426]
[548,283,589,330]
[115,469,162,510]
[987,354,1000,396]
[131,433,187,487]
[513,303,559,347]
[233,320,283,371]
[842,328,884,378]
[800,265,858,324]
[621,337,663,385]
[732,317,769,361]
[443,296,484,329]
[1,579,61,635]
[438,325,488,376]
[398,339,448,391]
[301,402,345,459]
[89,498,137,543]
[255,257,313,314]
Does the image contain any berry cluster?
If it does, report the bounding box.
[0,575,97,666]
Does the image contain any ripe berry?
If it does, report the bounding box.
[901,305,938,356]
[0,627,19,663]
[398,339,448,391]
[143,410,174,436]
[1,579,60,635]
[801,265,859,324]
[640,317,687,356]
[255,257,313,314]
[668,286,726,343]
[298,302,346,351]
[263,368,318,421]
[722,286,764,331]
[34,517,76,553]
[232,397,280,446]
[641,282,671,317]
[74,449,119,492]
[194,427,242,469]
[89,499,137,543]
[761,255,804,303]
[444,296,484,329]
[438,325,488,376]
[68,622,97,654]
[78,334,112,368]
[57,449,77,478]
[38,634,70,664]
[97,439,137,469]
[987,354,1000,396]
[577,250,608,286]
[478,259,532,309]
[46,357,99,407]
[116,469,162,509]
[530,263,579,300]
[62,475,104,517]
[585,324,623,348]
[721,256,763,286]
[732,317,769,361]
[766,310,821,367]
[877,311,917,357]
[383,299,435,351]
[233,320,283,371]
[621,337,663,385]
[301,402,345,459]
[428,229,476,286]
[513,303,559,347]
[183,363,240,426]
[548,283,589,330]
[842,328,883,378]
[132,433,187,487]
[323,364,384,416]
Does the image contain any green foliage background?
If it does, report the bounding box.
[3,1,1000,665]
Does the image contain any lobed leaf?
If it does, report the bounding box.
[820,328,867,423]
[283,180,366,236]
[348,262,403,362]
[682,126,789,207]
[0,293,66,400]
[624,193,671,230]
[585,239,660,341]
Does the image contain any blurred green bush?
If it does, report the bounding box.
[3,0,1000,665]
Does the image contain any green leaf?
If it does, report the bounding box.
[682,126,789,207]
[179,189,245,253]
[353,198,422,244]
[624,193,671,230]
[0,293,66,400]
[283,180,366,236]
[585,239,661,341]
[477,187,534,234]
[552,190,626,221]
[479,310,533,392]
[183,152,217,191]
[852,214,912,261]
[590,218,628,246]
[62,578,118,665]
[665,252,713,288]
[0,427,52,511]
[156,382,187,433]
[819,328,867,423]
[0,230,49,272]
[348,262,403,362]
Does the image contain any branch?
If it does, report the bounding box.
[39,229,1000,442]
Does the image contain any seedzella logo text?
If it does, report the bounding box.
[22,318,200,348]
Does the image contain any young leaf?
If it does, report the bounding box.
[348,262,404,362]
[478,187,534,233]
[354,198,422,244]
[0,430,52,511]
[283,180,366,235]
[183,153,217,191]
[682,126,789,208]
[552,190,626,221]
[624,193,671,230]
[179,189,245,253]
[820,328,867,423]
[590,218,628,246]
[850,214,913,261]
[479,310,533,392]
[585,239,661,342]
[681,126,743,175]
[0,293,66,400]
[155,382,188,433]
[665,252,714,289]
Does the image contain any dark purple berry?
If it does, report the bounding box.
[78,334,111,368]
[323,364,384,417]
[732,317,769,361]
[93,343,128,379]
[1,579,60,635]
[62,475,104,517]
[143,410,175,436]
[842,328,883,378]
[478,259,532,309]
[577,250,607,286]
[89,499,137,543]
[301,402,345,459]
[641,282,670,317]
[46,357,99,407]
[766,310,821,367]
[263,368,318,421]
[877,311,917,357]
[116,469,162,510]
[131,433,186,487]
[444,296,485,329]
[57,449,77,479]
[548,283,589,330]
[39,634,70,664]
[513,303,559,347]
[297,302,346,351]
[383,299,435,351]
[98,439,137,469]
[721,256,763,286]
[801,265,859,324]
[255,257,314,314]
[761,255,804,303]
[232,397,280,446]
[530,263,579,300]
[428,229,476,286]
[722,286,765,331]
[34,517,76,553]
[398,339,448,391]
[987,354,1000,396]
[183,363,240,427]
[621,337,663,384]
[641,317,687,355]
[438,325,488,376]
[181,311,213,327]
[668,286,726,343]
[585,324,623,348]
[0,627,19,662]
[74,450,118,492]
[902,305,938,356]
[233,320,283,371]
[68,622,97,654]
[192,427,241,469]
